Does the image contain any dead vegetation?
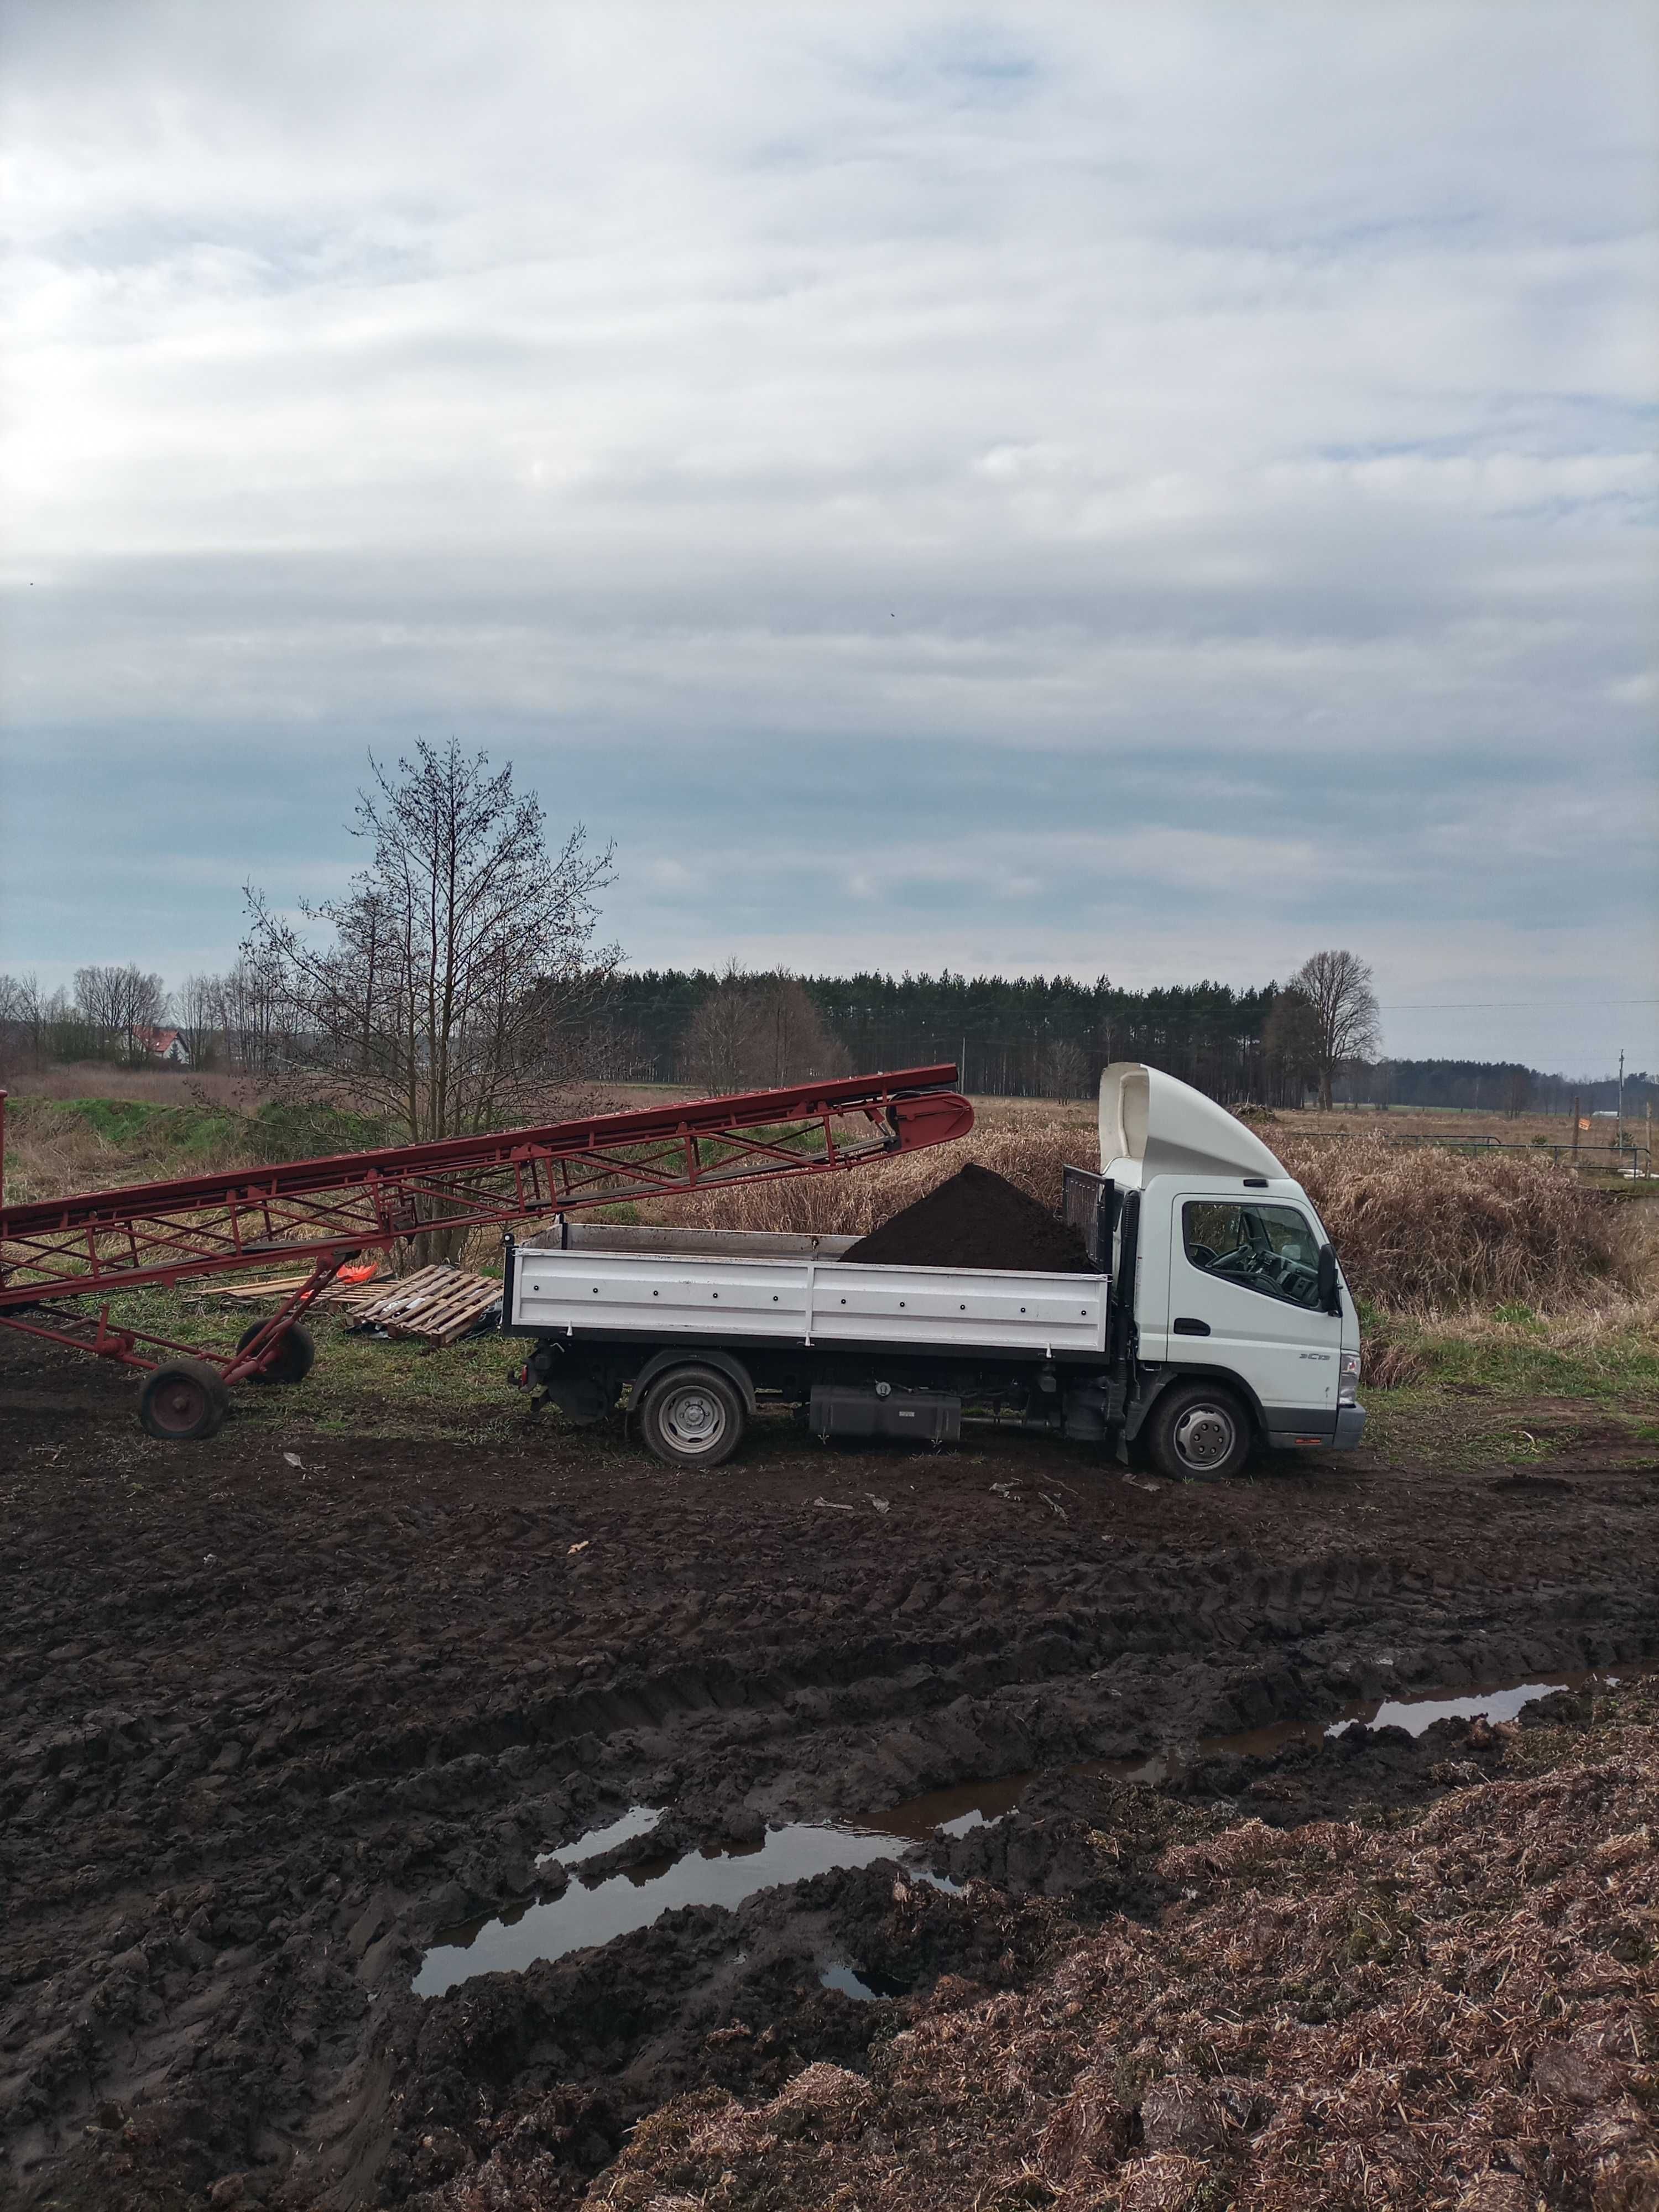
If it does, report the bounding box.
[643,1117,1654,1333]
[7,1085,1653,1380]
[644,1118,1083,1240]
[1275,1133,1646,1313]
[430,1689,1659,2212]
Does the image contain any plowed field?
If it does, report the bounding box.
[3,1338,1657,2210]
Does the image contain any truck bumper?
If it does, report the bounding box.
[1333,1404,1367,1450]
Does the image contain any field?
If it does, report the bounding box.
[3,1084,1658,2209]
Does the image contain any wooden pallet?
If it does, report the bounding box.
[346,1265,503,1345]
[189,1262,498,1344]
[191,1269,385,1306]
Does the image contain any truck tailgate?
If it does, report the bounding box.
[512,1249,1108,1355]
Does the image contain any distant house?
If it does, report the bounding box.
[135,1027,191,1066]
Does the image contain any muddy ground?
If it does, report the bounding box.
[2,1337,1656,2210]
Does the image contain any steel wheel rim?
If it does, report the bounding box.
[661,1388,727,1455]
[1172,1403,1235,1470]
[152,1375,210,1436]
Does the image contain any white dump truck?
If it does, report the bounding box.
[503,1062,1365,1479]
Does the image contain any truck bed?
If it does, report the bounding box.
[510,1225,1108,1356]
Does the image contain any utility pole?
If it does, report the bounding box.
[1571,1093,1580,1163]
[1617,1049,1625,1151]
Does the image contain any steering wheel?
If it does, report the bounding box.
[1188,1244,1218,1269]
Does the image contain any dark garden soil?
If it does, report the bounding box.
[840,1164,1094,1274]
[2,1335,1657,2210]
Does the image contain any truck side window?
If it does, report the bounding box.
[1182,1201,1324,1311]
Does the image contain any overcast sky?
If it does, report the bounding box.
[2,1,1655,1074]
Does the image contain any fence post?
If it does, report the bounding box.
[1571,1094,1579,1162]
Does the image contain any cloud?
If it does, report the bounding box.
[0,0,1655,1072]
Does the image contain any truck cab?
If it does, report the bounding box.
[1095,1063,1365,1476]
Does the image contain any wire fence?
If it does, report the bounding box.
[1288,1130,1652,1177]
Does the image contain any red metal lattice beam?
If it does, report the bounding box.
[0,1067,972,1319]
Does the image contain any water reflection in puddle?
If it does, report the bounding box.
[819,1959,909,2002]
[415,1665,1643,1996]
[415,1822,957,1997]
[535,1803,662,1869]
[875,1670,1644,1828]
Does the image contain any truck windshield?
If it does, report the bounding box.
[1182,1201,1324,1311]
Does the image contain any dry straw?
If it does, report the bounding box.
[647,1118,1647,1320]
[1275,1133,1641,1314]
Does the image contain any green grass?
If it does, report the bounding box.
[60,1277,1659,1467]
[1358,1319,1659,1467]
[95,1283,529,1446]
[1402,1322,1657,1400]
[13,1095,394,1168]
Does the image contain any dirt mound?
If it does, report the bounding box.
[840,1162,1093,1274]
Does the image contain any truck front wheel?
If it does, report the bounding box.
[638,1365,746,1469]
[1146,1380,1251,1481]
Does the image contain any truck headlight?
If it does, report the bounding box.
[1338,1350,1361,1406]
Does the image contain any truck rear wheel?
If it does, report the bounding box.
[1146,1379,1250,1481]
[638,1365,745,1469]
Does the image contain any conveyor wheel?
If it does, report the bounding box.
[139,1359,231,1441]
[237,1320,316,1384]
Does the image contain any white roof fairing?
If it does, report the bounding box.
[1099,1063,1287,1182]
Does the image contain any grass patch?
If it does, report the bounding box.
[92,1285,528,1447]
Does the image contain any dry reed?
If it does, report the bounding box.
[8,1088,1650,1333]
[1275,1133,1642,1314]
[643,1117,1650,1322]
[641,1120,1083,1241]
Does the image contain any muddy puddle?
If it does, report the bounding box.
[415,1667,1636,1998]
[870,1667,1644,1829]
[415,1821,960,1997]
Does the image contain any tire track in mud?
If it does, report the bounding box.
[3,1387,1657,2208]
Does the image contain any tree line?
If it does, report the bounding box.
[1,742,1645,1132]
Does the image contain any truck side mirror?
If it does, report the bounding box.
[1317,1245,1339,1314]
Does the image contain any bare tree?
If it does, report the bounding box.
[682,966,760,1094]
[681,968,848,1093]
[1262,986,1319,1104]
[243,742,618,1255]
[1289,950,1380,1111]
[1041,1035,1088,1101]
[0,973,41,1075]
[174,973,225,1070]
[215,961,290,1077]
[73,963,166,1060]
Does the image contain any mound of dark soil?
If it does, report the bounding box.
[841,1162,1093,1274]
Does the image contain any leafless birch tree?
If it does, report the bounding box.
[243,739,617,1141]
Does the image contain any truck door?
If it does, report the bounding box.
[1167,1194,1342,1437]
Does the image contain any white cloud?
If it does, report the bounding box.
[0,0,1654,1071]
